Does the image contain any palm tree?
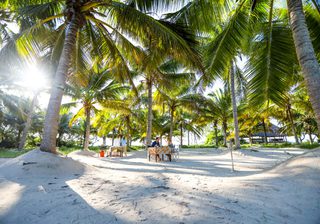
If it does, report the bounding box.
[154,83,197,143]
[286,0,320,135]
[63,69,126,150]
[13,0,202,153]
[141,57,199,145]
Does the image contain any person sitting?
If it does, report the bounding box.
[168,140,174,148]
[151,137,161,147]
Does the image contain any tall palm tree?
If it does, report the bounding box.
[13,0,202,153]
[286,0,320,135]
[63,69,126,150]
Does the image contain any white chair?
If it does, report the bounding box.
[171,145,180,161]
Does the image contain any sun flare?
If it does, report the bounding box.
[19,65,48,92]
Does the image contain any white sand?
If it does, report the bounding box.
[0,148,319,224]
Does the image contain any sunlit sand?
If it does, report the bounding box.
[0,148,319,224]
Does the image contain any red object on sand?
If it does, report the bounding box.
[99,150,105,157]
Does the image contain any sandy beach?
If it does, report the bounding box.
[0,148,319,224]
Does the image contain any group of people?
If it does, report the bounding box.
[150,137,174,148]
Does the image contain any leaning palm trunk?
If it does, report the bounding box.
[18,92,39,150]
[40,15,80,153]
[83,106,91,150]
[287,0,320,136]
[230,62,241,149]
[146,79,153,145]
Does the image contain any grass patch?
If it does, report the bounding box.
[0,148,33,158]
[129,145,145,151]
[57,146,82,155]
[297,143,320,149]
[182,144,217,149]
[240,142,320,149]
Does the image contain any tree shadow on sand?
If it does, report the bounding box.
[0,150,127,224]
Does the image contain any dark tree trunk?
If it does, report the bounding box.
[169,106,174,143]
[126,115,130,148]
[309,130,314,144]
[222,121,227,147]
[112,129,115,146]
[249,134,253,145]
[262,119,268,144]
[287,104,299,144]
[214,120,218,147]
[83,106,91,150]
[180,123,183,146]
[146,78,153,145]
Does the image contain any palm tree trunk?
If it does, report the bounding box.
[112,129,115,146]
[249,134,253,145]
[308,130,314,144]
[287,0,320,136]
[18,92,39,150]
[287,104,299,144]
[40,14,80,153]
[102,135,106,147]
[187,130,190,145]
[169,107,174,142]
[180,123,183,146]
[57,133,62,147]
[146,78,153,145]
[83,106,91,150]
[223,121,227,147]
[126,115,130,149]
[262,119,268,144]
[230,62,241,149]
[214,120,218,147]
[17,129,22,148]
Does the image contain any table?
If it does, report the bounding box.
[148,146,172,162]
[108,146,127,157]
